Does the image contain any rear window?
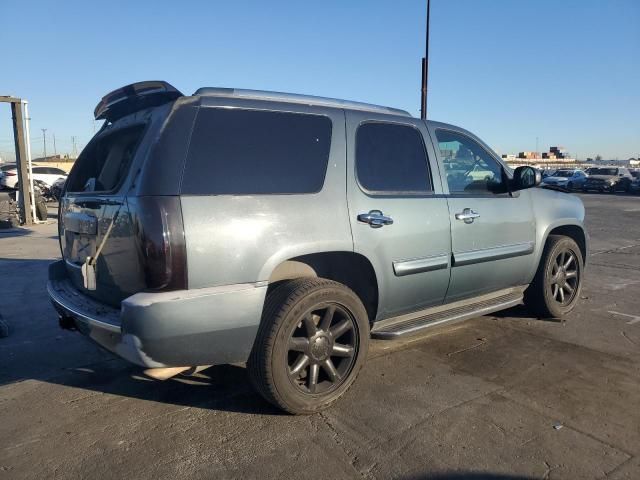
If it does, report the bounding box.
[356,122,432,194]
[181,108,332,195]
[67,125,145,193]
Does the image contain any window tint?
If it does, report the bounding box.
[182,108,332,195]
[50,168,67,175]
[435,130,505,194]
[33,167,49,174]
[356,122,432,193]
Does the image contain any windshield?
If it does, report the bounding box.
[554,170,574,178]
[590,168,618,176]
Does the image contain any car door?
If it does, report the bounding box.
[32,166,50,185]
[429,125,536,303]
[346,110,452,320]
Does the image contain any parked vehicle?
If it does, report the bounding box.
[50,177,66,201]
[48,81,588,414]
[541,169,557,179]
[0,165,68,189]
[630,170,640,193]
[581,167,634,193]
[541,169,587,190]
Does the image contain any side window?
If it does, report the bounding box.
[33,167,48,174]
[356,122,432,194]
[182,108,332,195]
[51,168,66,175]
[435,130,505,194]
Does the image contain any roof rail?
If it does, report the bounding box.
[193,87,411,117]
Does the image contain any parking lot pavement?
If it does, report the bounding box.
[0,194,638,479]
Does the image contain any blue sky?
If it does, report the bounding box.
[1,0,638,160]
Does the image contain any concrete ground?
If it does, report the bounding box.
[0,194,638,480]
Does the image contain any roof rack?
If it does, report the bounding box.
[193,87,411,117]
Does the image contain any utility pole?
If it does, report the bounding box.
[53,133,57,156]
[41,128,47,160]
[420,0,431,120]
[71,136,78,158]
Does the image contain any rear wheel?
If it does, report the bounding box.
[524,235,583,318]
[248,278,369,414]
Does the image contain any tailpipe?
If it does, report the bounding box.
[143,365,211,381]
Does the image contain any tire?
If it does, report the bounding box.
[36,198,47,221]
[524,235,584,318]
[248,277,369,414]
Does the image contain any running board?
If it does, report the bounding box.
[370,286,526,339]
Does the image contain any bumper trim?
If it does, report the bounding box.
[47,281,121,334]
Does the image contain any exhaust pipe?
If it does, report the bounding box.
[58,315,77,331]
[143,365,211,381]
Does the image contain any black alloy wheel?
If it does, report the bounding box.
[548,249,579,306]
[524,235,584,318]
[249,278,369,414]
[287,303,358,395]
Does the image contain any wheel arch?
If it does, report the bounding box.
[266,251,379,323]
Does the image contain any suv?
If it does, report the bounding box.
[582,166,634,193]
[48,81,588,414]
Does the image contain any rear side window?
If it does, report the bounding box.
[67,125,145,193]
[182,108,332,195]
[356,122,432,194]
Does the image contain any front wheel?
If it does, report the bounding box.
[524,235,584,318]
[248,278,369,414]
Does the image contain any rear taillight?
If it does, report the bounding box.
[132,196,187,291]
[6,172,16,176]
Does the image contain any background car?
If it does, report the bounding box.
[0,165,68,189]
[540,169,587,190]
[630,170,640,194]
[582,167,633,193]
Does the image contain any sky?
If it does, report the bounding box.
[1,0,638,161]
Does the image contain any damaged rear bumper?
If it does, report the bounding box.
[47,260,268,368]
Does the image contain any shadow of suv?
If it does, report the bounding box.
[48,81,588,414]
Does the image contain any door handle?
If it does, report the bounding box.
[358,210,394,228]
[455,208,480,224]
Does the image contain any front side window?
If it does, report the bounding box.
[435,130,505,194]
[356,122,432,194]
[182,108,332,195]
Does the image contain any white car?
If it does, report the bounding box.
[0,165,68,189]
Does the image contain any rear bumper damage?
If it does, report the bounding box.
[47,260,267,368]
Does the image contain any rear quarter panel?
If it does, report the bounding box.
[180,100,352,288]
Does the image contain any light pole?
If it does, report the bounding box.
[420,0,431,120]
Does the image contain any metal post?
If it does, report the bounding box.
[420,0,431,120]
[10,101,34,225]
[23,101,37,223]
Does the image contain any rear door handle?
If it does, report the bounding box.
[358,210,394,228]
[455,208,480,224]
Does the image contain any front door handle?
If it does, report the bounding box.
[358,210,394,228]
[455,208,480,224]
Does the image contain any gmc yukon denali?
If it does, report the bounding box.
[48,81,588,413]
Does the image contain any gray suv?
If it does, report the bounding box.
[48,81,588,414]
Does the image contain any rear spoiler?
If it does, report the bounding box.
[94,81,183,122]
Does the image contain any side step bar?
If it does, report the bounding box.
[371,286,526,339]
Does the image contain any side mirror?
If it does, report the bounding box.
[512,166,541,191]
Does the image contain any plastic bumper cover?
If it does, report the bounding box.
[47,260,268,368]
